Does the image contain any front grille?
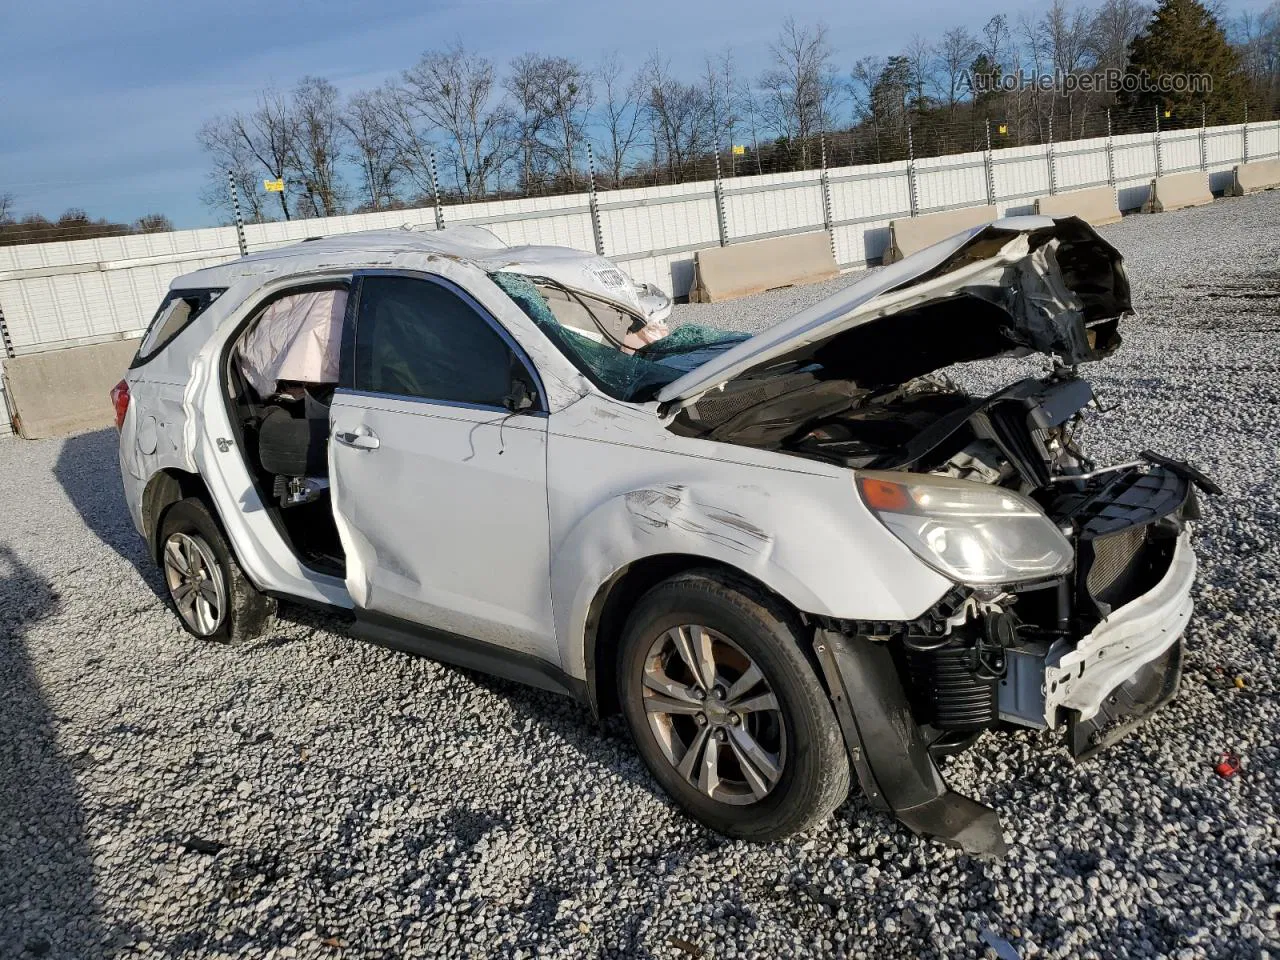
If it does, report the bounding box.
[1086,525,1147,599]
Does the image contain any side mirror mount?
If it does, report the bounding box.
[502,378,535,413]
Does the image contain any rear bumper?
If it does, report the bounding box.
[1045,528,1195,730]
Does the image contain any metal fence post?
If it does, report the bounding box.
[0,298,15,359]
[1199,104,1208,171]
[1242,102,1250,164]
[983,119,997,206]
[1105,109,1117,204]
[1154,106,1163,178]
[586,143,606,257]
[713,151,729,247]
[428,151,446,230]
[227,170,248,257]
[819,134,837,263]
[1046,115,1058,195]
[906,125,919,217]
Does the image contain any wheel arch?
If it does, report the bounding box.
[583,553,806,718]
[142,468,212,563]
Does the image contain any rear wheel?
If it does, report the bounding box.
[618,570,849,840]
[158,498,275,644]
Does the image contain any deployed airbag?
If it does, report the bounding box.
[238,289,347,397]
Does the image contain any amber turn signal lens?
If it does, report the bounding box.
[858,476,911,511]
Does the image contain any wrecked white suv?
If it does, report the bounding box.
[114,218,1213,854]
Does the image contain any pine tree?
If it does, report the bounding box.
[1119,0,1246,124]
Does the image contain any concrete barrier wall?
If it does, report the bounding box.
[1142,171,1214,213]
[1034,186,1123,226]
[1228,159,1280,195]
[882,205,997,264]
[690,231,838,302]
[3,338,139,439]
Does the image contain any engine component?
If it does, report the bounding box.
[904,619,1010,731]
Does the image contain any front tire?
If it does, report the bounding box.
[618,570,849,841]
[157,497,275,645]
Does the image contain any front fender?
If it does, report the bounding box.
[548,445,953,681]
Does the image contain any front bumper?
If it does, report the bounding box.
[1045,527,1195,735]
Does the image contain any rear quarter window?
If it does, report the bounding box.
[132,288,225,365]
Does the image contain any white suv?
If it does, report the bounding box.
[114,219,1212,854]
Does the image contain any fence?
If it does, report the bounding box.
[1,113,1278,436]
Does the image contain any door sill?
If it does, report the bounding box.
[353,609,588,703]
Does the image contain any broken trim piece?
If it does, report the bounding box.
[813,629,1008,859]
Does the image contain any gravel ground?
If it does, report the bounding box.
[2,193,1279,960]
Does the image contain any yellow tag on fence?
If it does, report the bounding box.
[732,144,746,156]
[997,124,1008,135]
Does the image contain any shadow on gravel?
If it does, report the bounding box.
[53,428,163,598]
[0,544,111,958]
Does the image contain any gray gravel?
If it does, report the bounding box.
[3,192,1279,960]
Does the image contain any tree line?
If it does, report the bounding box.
[2,0,1277,242]
[0,194,173,248]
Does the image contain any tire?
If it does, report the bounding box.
[157,497,275,645]
[617,569,849,841]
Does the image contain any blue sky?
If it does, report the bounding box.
[2,0,1270,228]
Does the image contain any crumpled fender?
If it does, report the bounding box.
[547,400,954,680]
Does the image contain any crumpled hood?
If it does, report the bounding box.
[656,215,1130,408]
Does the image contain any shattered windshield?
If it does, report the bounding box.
[491,271,748,402]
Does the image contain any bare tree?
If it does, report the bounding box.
[849,56,888,160]
[703,48,741,164]
[506,53,553,192]
[292,76,347,217]
[402,43,513,199]
[343,89,404,210]
[936,27,980,116]
[196,115,269,222]
[376,81,443,203]
[230,89,298,220]
[0,192,14,223]
[1090,0,1152,71]
[639,53,713,181]
[903,34,935,114]
[595,53,644,187]
[982,14,1012,71]
[759,17,837,167]
[538,56,595,187]
[135,213,174,233]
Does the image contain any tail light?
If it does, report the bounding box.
[110,379,130,430]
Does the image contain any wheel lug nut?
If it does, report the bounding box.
[712,687,725,700]
[715,729,728,742]
[695,713,707,726]
[729,714,741,726]
[693,689,706,701]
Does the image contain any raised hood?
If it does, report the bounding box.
[656,215,1131,408]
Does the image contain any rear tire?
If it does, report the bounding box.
[157,498,275,645]
[617,569,849,841]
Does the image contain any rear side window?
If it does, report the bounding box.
[350,275,537,410]
[134,288,224,364]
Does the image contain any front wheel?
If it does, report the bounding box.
[617,570,850,841]
[157,498,275,644]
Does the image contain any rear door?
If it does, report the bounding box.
[328,270,557,663]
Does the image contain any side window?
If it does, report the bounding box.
[135,288,224,362]
[352,275,536,409]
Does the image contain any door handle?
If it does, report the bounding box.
[334,429,380,451]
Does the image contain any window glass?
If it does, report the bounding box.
[353,275,529,408]
[491,271,747,402]
[136,288,223,361]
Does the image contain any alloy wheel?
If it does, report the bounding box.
[162,531,227,637]
[642,624,787,805]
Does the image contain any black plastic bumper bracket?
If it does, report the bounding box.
[814,629,1009,859]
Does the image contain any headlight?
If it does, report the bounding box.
[856,470,1073,585]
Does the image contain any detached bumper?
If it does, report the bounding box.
[1045,528,1195,740]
